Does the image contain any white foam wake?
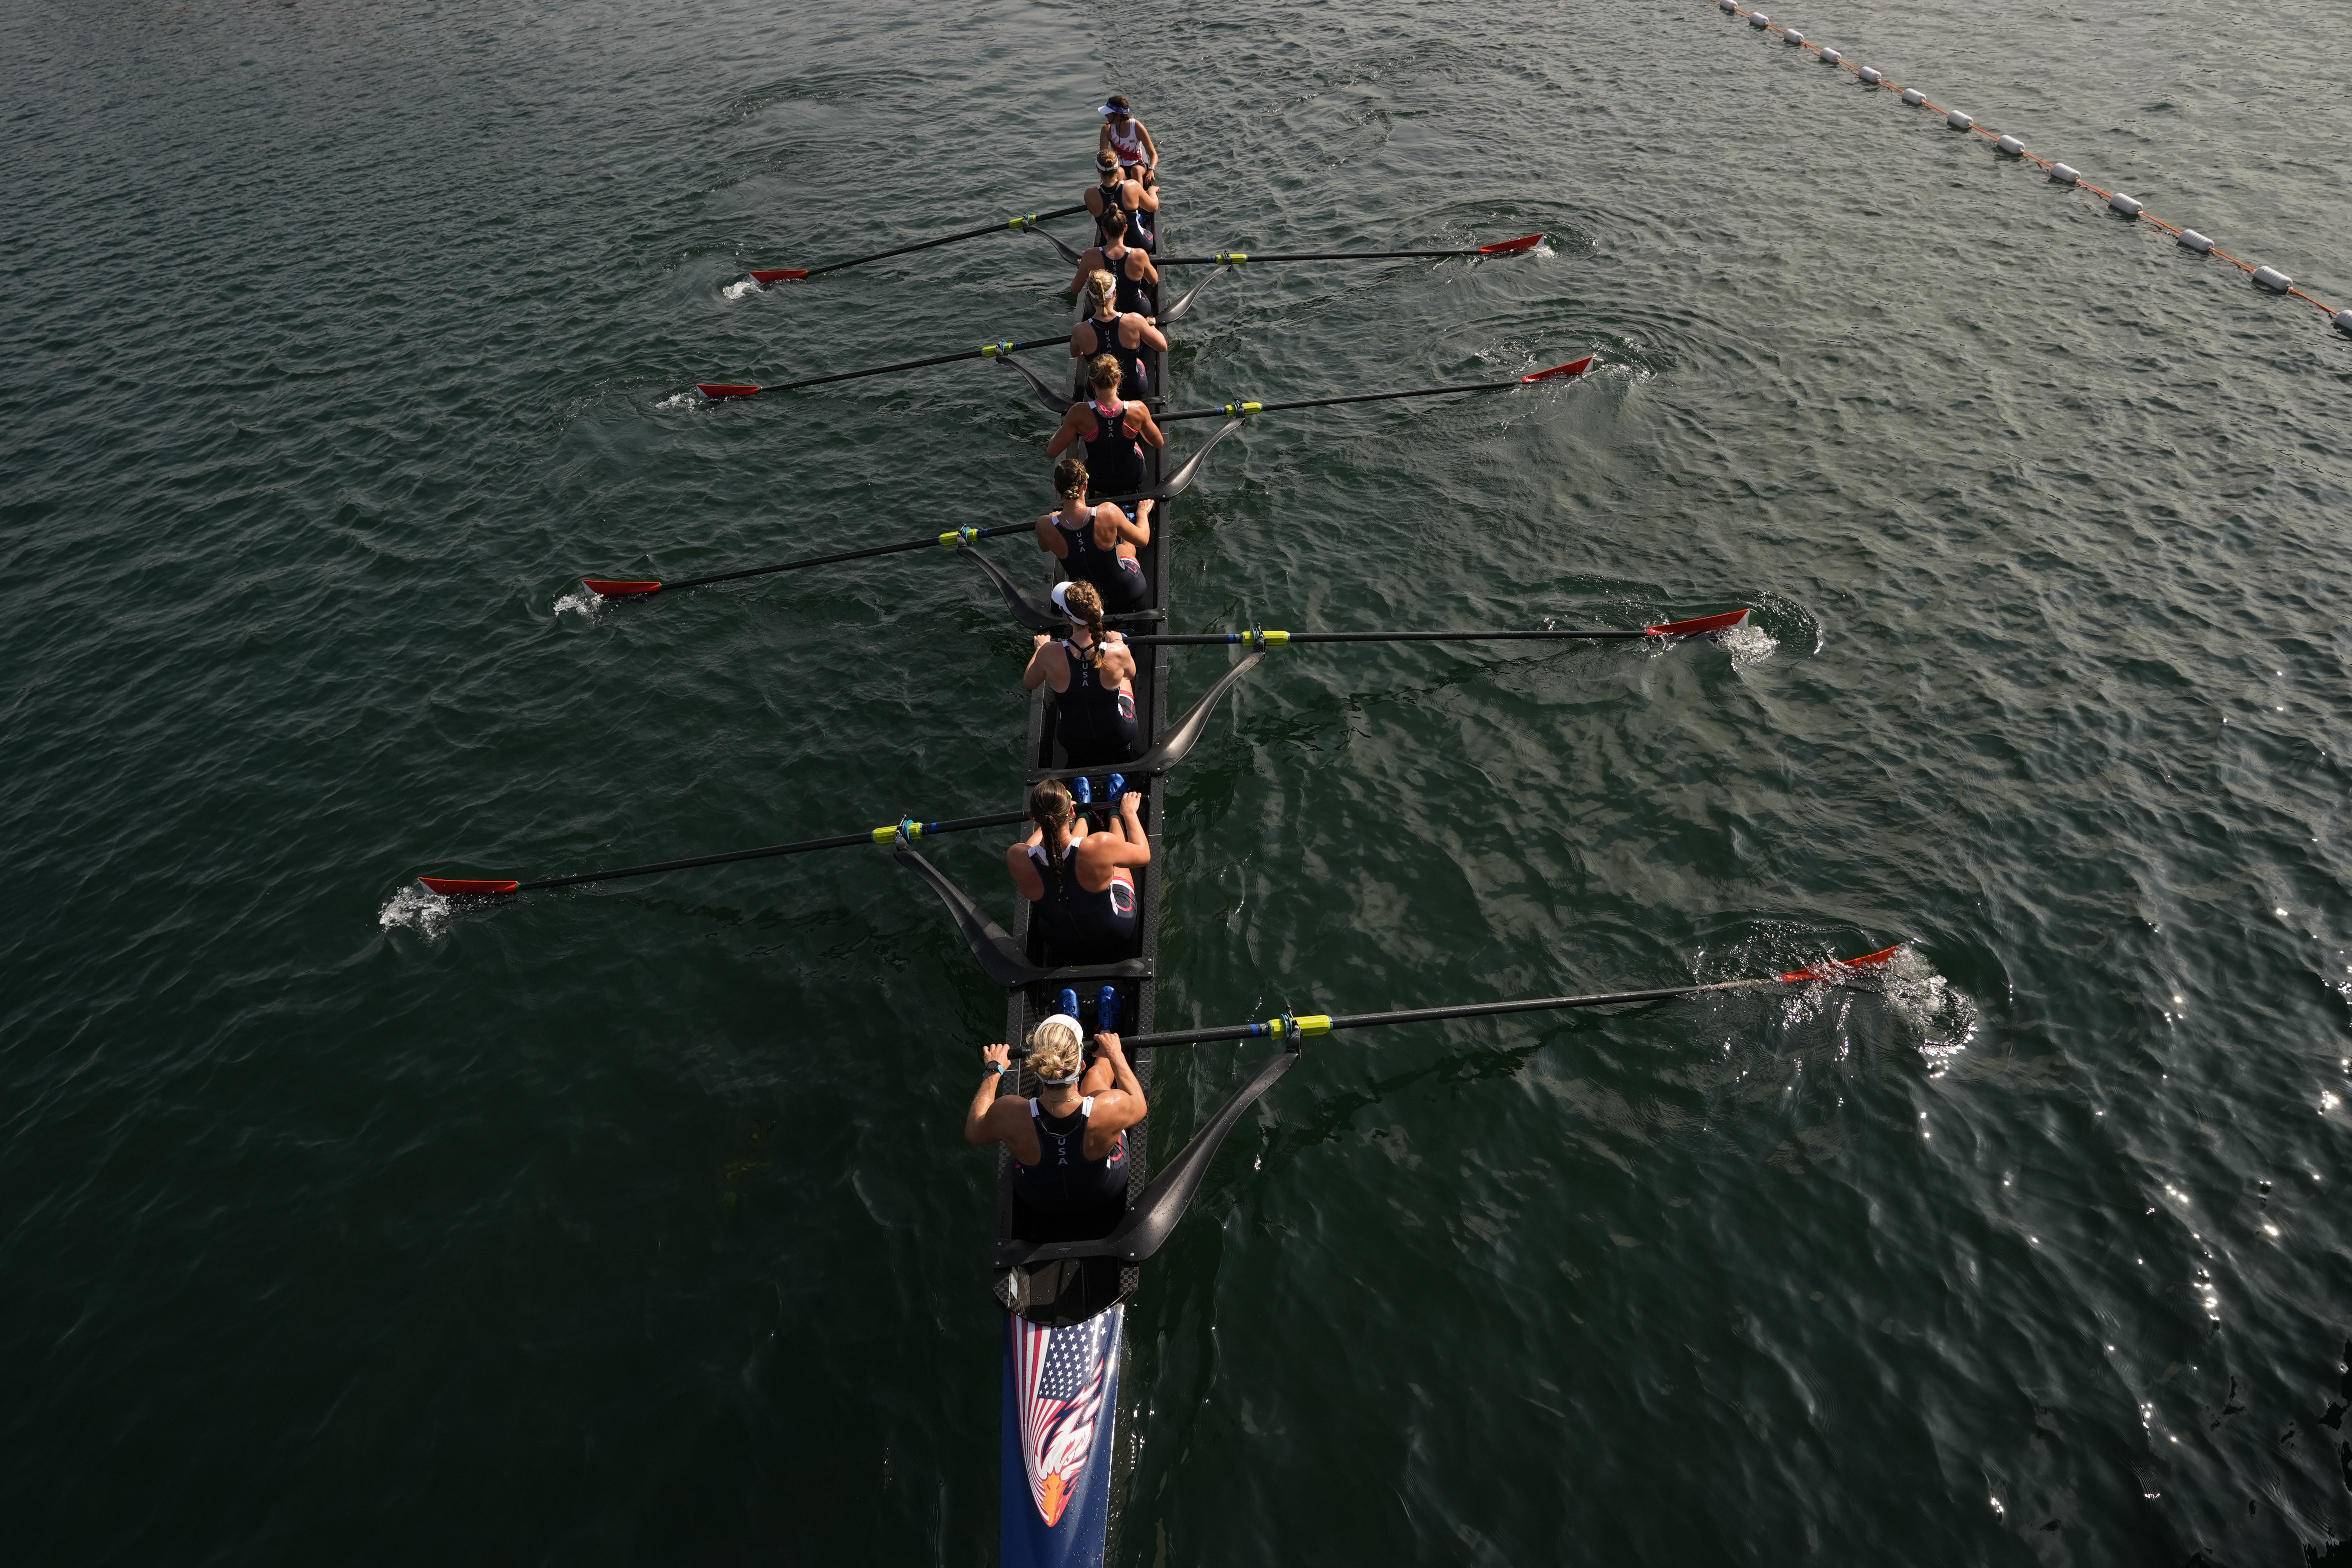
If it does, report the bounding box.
[378,884,452,940]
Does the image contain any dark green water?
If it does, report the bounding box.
[6,0,2350,1561]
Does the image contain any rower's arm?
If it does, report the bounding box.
[1020,634,1057,690]
[1087,792,1153,870]
[1136,182,1161,214]
[1104,503,1149,548]
[1045,409,1080,459]
[964,1043,1017,1144]
[1133,318,1168,354]
[1005,837,1047,900]
[1088,1035,1147,1131]
[1137,122,1161,167]
[1127,403,1165,451]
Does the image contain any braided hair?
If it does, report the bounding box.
[1029,779,1076,904]
[1058,580,1109,668]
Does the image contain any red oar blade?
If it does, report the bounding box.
[1646,609,1751,637]
[1778,944,1905,985]
[1478,232,1545,255]
[697,383,762,401]
[582,578,662,598]
[748,269,809,285]
[418,876,520,897]
[1521,354,1595,383]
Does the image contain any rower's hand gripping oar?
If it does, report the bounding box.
[744,203,1089,286]
[890,838,1150,989]
[412,811,1028,899]
[994,943,1904,1268]
[997,1031,1302,1269]
[696,336,1064,404]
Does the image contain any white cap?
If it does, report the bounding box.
[1050,581,1083,619]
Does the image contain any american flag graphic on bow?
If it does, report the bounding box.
[1013,1305,1121,1526]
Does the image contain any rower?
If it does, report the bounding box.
[1036,461,1149,613]
[966,1014,1145,1228]
[1005,778,1150,961]
[1047,354,1164,525]
[1084,148,1159,253]
[1067,207,1159,319]
[1071,268,1166,398]
[1097,94,1161,189]
[1025,579,1140,762]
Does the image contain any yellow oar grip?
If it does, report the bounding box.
[1216,251,1249,264]
[872,821,926,844]
[1269,1014,1331,1038]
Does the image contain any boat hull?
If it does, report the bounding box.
[999,1305,1125,1568]
[995,209,1173,1568]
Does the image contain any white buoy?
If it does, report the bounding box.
[2252,266,2292,292]
[1947,110,1973,130]
[1750,11,1769,27]
[1995,135,2024,156]
[2177,229,2213,253]
[1900,88,1926,106]
[1719,0,1736,12]
[2335,311,2352,335]
[2050,163,2080,184]
[2109,192,2143,218]
[1818,47,1840,63]
[1784,29,1804,44]
[1858,66,1882,85]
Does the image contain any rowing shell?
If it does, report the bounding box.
[994,209,1175,1568]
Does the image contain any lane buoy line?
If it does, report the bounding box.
[1705,0,2352,337]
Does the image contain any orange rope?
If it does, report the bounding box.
[1708,1,2344,334]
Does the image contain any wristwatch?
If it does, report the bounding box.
[985,1061,1007,1076]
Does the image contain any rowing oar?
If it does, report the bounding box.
[1152,233,1546,321]
[997,943,1904,1268]
[744,204,1088,286]
[696,336,1065,403]
[1023,605,1740,785]
[1118,945,1906,1049]
[1155,354,1595,429]
[1124,610,1751,645]
[1155,232,1547,266]
[414,812,1027,899]
[581,523,1034,600]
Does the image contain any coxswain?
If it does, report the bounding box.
[1036,460,1149,613]
[1068,206,1158,318]
[1004,778,1150,959]
[1071,268,1166,398]
[1047,354,1163,517]
[1024,579,1140,763]
[1096,95,1161,187]
[965,1014,1145,1228]
[1084,148,1159,252]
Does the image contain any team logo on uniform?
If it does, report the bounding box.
[1013,1307,1120,1526]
